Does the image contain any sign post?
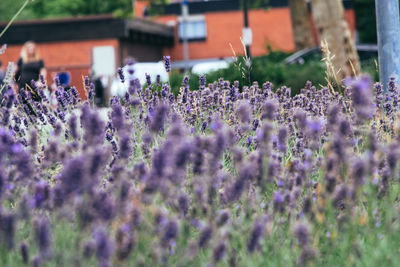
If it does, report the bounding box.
[242,0,251,59]
[375,0,400,91]
[181,0,190,73]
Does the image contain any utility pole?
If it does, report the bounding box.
[242,0,252,59]
[375,0,400,91]
[181,0,190,73]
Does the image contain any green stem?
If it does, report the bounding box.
[0,0,30,39]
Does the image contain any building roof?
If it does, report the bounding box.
[154,0,354,15]
[0,14,174,46]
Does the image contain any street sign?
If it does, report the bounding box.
[242,27,253,46]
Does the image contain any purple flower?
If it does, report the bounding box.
[126,57,136,66]
[118,67,125,83]
[162,220,179,247]
[307,118,324,139]
[262,100,277,121]
[88,82,95,102]
[33,217,52,258]
[294,109,307,130]
[198,225,213,248]
[237,101,250,124]
[182,76,190,91]
[297,246,317,265]
[248,220,263,252]
[338,119,351,136]
[327,104,340,126]
[332,184,348,209]
[68,114,79,140]
[119,134,132,159]
[119,179,131,202]
[199,75,206,89]
[92,190,116,221]
[93,227,113,265]
[150,104,169,133]
[217,210,230,227]
[387,147,398,171]
[246,136,253,147]
[178,194,189,216]
[175,142,192,168]
[163,56,171,73]
[273,191,284,213]
[0,212,15,249]
[57,156,86,197]
[111,101,124,131]
[345,75,374,122]
[81,108,105,145]
[89,148,108,176]
[32,256,40,267]
[277,126,288,154]
[33,180,49,208]
[83,240,95,258]
[200,121,208,131]
[293,222,310,247]
[29,129,38,152]
[20,242,29,264]
[145,73,151,86]
[213,241,226,262]
[351,158,365,188]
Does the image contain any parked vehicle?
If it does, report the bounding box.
[110,61,169,97]
[191,60,230,75]
[284,44,378,65]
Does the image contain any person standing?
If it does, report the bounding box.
[0,61,5,100]
[14,41,46,95]
[0,61,5,84]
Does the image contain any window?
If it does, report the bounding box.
[178,15,206,42]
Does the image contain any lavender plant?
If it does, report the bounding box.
[0,53,399,267]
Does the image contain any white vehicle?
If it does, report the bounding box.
[191,60,230,75]
[110,61,169,97]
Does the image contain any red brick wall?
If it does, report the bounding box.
[154,8,356,61]
[1,39,119,99]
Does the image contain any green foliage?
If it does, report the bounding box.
[170,51,326,96]
[169,49,379,97]
[0,0,134,20]
[353,0,377,44]
[246,0,270,9]
[0,0,35,22]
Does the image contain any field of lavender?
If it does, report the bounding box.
[1,56,400,267]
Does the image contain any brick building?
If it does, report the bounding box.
[134,0,356,69]
[0,15,174,98]
[0,1,356,98]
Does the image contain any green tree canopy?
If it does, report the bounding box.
[0,0,135,21]
[0,0,35,22]
[353,0,377,43]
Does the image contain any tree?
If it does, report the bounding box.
[0,0,35,21]
[49,0,133,18]
[0,0,135,20]
[248,0,270,8]
[288,0,314,50]
[310,0,360,80]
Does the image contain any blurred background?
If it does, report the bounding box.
[0,0,379,102]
